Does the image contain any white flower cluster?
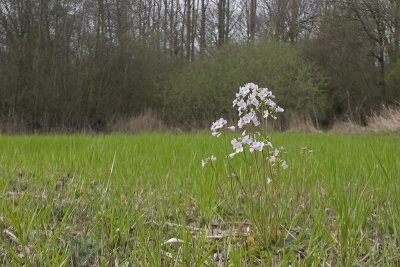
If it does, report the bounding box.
[229,131,272,158]
[203,83,288,170]
[229,131,287,169]
[210,117,236,137]
[232,83,284,129]
[210,118,227,137]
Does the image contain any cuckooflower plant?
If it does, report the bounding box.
[203,82,287,172]
[202,83,288,245]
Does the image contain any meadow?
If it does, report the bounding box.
[0,133,399,266]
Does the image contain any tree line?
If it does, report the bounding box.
[0,0,399,131]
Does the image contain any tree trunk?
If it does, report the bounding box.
[225,0,230,43]
[191,0,197,61]
[185,0,191,61]
[249,0,256,41]
[200,0,206,55]
[218,0,226,47]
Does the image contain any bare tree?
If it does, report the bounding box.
[218,0,226,46]
[200,0,207,54]
[249,0,256,41]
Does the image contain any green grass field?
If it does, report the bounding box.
[0,133,399,266]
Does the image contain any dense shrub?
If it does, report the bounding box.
[163,40,326,127]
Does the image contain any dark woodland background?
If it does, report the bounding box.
[0,0,399,132]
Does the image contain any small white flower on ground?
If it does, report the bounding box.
[282,161,288,169]
[269,156,276,162]
[258,88,271,100]
[237,99,247,108]
[228,126,235,132]
[242,112,253,124]
[211,118,227,131]
[276,106,284,113]
[266,99,276,108]
[267,177,272,184]
[238,119,243,128]
[246,83,258,91]
[232,98,238,107]
[238,85,250,97]
[238,111,260,128]
[211,131,221,137]
[231,139,243,153]
[250,141,264,152]
[242,135,253,145]
[202,155,217,168]
[252,115,260,126]
[229,152,237,158]
[251,97,260,107]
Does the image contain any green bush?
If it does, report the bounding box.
[163,40,326,126]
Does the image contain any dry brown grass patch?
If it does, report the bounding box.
[331,106,400,133]
[330,120,366,133]
[367,106,400,133]
[286,115,319,133]
[108,110,166,133]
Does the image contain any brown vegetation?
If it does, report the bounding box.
[331,106,400,133]
[107,110,166,133]
[367,106,400,133]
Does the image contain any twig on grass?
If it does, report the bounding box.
[104,152,116,196]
